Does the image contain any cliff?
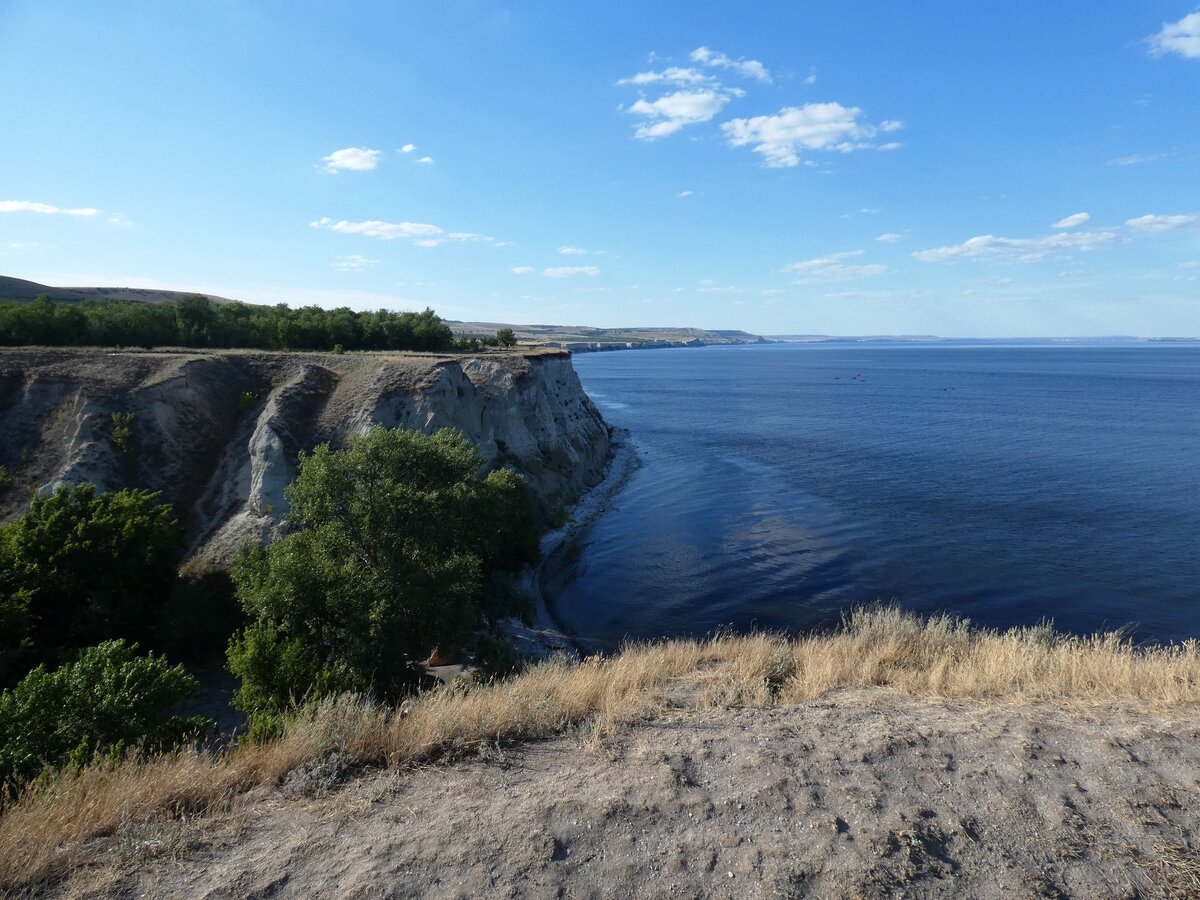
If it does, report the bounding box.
[0,347,610,572]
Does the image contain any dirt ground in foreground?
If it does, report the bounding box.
[71,689,1200,899]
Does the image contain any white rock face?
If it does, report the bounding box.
[0,349,610,573]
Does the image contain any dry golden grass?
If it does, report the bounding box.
[3,606,1199,892]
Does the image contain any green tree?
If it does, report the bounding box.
[0,640,207,788]
[0,484,182,684]
[495,327,518,348]
[227,427,538,717]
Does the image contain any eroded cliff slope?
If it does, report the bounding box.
[0,347,610,571]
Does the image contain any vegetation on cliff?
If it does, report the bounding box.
[0,641,208,788]
[0,425,540,799]
[0,484,182,688]
[0,293,457,352]
[227,426,539,727]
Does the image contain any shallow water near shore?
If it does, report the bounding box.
[557,343,1200,649]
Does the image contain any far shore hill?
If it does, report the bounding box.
[6,278,1193,348]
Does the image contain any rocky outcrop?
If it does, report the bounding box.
[0,348,610,572]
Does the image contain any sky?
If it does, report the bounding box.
[1,2,1198,337]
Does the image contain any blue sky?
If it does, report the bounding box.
[1,2,1198,337]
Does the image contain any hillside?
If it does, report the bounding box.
[0,276,240,306]
[450,320,767,350]
[5,609,1200,898]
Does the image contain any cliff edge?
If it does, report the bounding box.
[0,347,610,572]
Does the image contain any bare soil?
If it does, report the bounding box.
[73,689,1200,899]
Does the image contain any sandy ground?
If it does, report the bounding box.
[72,689,1200,899]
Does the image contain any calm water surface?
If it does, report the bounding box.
[557,344,1200,648]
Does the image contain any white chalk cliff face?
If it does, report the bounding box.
[0,349,610,572]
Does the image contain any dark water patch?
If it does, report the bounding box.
[554,344,1200,649]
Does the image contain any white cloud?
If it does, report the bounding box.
[1125,213,1199,233]
[511,266,536,275]
[543,266,599,278]
[311,217,494,247]
[804,67,817,85]
[332,255,380,271]
[678,190,693,198]
[1052,212,1090,229]
[1107,152,1166,166]
[721,103,900,167]
[913,230,1118,263]
[1148,12,1200,59]
[690,46,772,83]
[0,200,99,216]
[320,147,381,173]
[557,246,586,255]
[781,250,890,282]
[416,156,435,164]
[875,233,905,243]
[399,143,417,153]
[618,67,714,87]
[628,89,733,139]
[312,217,441,240]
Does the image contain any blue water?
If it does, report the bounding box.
[556,344,1200,648]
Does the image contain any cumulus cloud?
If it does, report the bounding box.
[913,231,1118,263]
[618,67,714,87]
[875,233,905,243]
[678,190,694,197]
[416,156,435,164]
[511,266,536,274]
[0,200,99,216]
[332,255,379,271]
[628,89,734,139]
[399,143,417,153]
[721,103,901,167]
[311,217,494,246]
[1124,213,1199,232]
[780,250,890,282]
[1148,12,1200,59]
[690,46,772,83]
[543,266,599,278]
[1052,212,1090,229]
[320,147,381,173]
[557,246,586,255]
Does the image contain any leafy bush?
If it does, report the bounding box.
[0,484,181,686]
[0,640,208,788]
[495,327,517,348]
[227,427,539,717]
[109,411,135,455]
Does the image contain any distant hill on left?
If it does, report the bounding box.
[0,275,240,306]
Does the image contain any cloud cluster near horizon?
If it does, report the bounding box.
[512,265,600,278]
[913,231,1118,263]
[0,200,99,216]
[619,46,900,167]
